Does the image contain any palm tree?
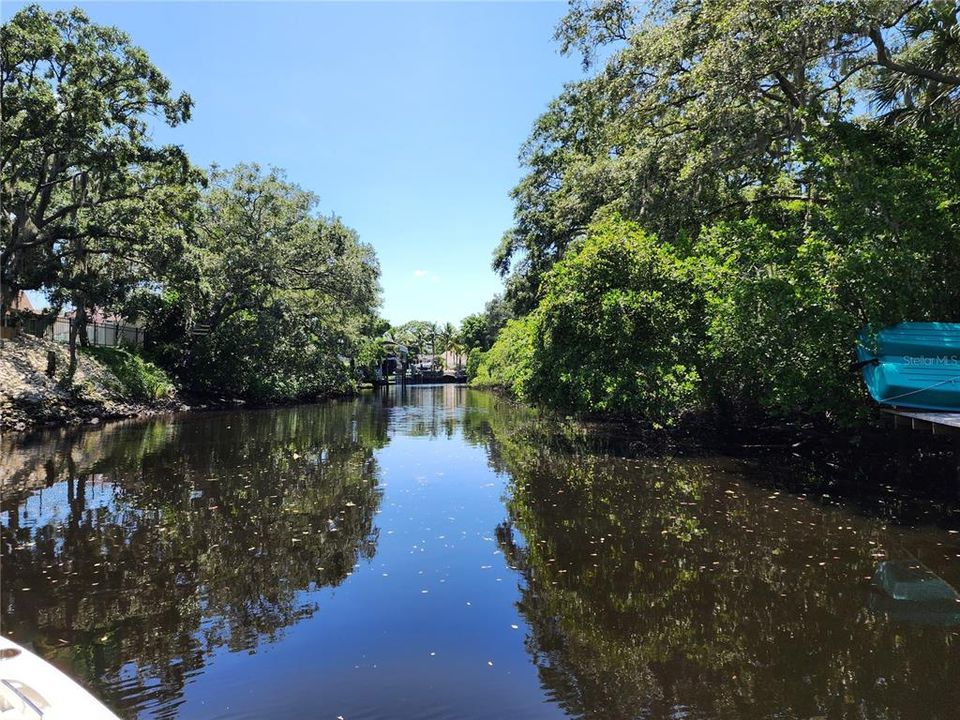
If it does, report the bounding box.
[449,338,467,372]
[869,3,960,127]
[437,322,453,359]
[437,322,467,371]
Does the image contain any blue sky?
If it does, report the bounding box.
[10,1,585,326]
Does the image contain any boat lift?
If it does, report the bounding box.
[883,408,960,434]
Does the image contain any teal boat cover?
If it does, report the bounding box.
[857,322,960,411]
[868,560,960,627]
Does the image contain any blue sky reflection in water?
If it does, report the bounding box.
[175,408,554,719]
[2,387,960,719]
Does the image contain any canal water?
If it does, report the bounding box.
[2,386,960,719]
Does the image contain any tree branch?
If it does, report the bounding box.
[707,194,827,219]
[868,28,960,86]
[772,72,803,108]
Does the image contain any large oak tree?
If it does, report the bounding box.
[1,5,199,371]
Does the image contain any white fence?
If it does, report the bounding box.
[20,316,144,347]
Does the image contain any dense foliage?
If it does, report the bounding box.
[2,6,382,400]
[694,123,960,419]
[458,295,514,352]
[137,165,381,401]
[476,0,960,424]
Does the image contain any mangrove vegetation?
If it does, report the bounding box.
[471,0,960,425]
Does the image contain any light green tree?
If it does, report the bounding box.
[176,164,381,400]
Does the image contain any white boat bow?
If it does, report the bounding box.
[0,637,119,719]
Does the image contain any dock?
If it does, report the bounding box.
[883,409,960,434]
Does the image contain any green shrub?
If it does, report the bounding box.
[82,346,176,402]
[481,123,960,427]
[526,214,704,423]
[184,308,356,402]
[470,315,537,399]
[465,347,484,381]
[476,215,704,424]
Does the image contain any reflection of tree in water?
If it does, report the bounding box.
[373,385,530,451]
[459,389,542,474]
[1,400,389,719]
[490,420,960,720]
[376,384,470,440]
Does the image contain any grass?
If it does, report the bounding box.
[81,346,176,402]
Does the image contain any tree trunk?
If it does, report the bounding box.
[78,305,92,348]
[67,318,80,380]
[66,305,87,380]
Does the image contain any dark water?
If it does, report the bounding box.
[2,387,960,720]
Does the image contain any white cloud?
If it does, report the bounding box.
[411,269,441,284]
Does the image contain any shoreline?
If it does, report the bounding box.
[0,334,361,435]
[6,356,958,478]
[467,382,960,466]
[4,384,958,532]
[0,391,369,437]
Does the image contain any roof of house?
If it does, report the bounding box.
[63,307,137,325]
[10,292,36,313]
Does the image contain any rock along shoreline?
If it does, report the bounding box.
[0,334,188,433]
